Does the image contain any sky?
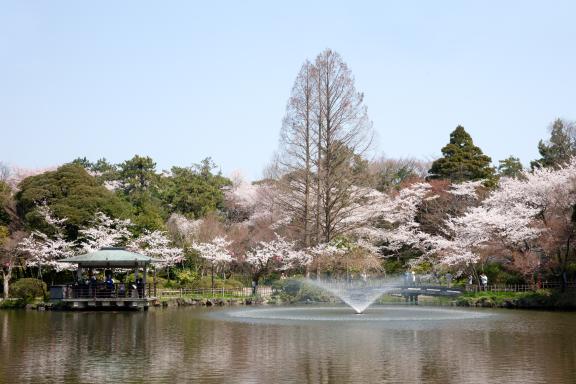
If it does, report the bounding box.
[1,1,575,180]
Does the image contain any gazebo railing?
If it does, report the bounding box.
[60,283,157,299]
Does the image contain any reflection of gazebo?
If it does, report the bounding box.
[51,247,158,310]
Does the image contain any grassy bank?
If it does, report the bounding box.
[455,289,576,309]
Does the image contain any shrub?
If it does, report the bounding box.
[483,263,525,285]
[295,282,332,303]
[272,279,302,296]
[175,269,199,287]
[0,299,27,309]
[271,279,333,303]
[11,278,47,302]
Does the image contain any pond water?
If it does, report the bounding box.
[1,305,575,383]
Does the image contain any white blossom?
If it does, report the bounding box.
[78,212,132,252]
[448,180,483,198]
[193,236,233,264]
[246,235,296,271]
[18,206,76,272]
[128,230,184,268]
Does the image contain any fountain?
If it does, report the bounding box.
[214,275,490,324]
[304,276,403,314]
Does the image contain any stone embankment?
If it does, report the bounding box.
[152,297,265,308]
[0,296,268,310]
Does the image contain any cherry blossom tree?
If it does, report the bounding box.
[355,182,435,255]
[18,205,76,273]
[128,230,184,270]
[193,236,233,288]
[245,235,296,291]
[77,212,132,252]
[166,213,202,245]
[437,162,576,276]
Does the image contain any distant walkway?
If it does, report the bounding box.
[466,282,576,293]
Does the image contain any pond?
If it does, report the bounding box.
[1,305,575,383]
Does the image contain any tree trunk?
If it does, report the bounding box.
[2,263,13,299]
[315,75,323,245]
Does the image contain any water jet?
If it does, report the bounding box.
[304,276,403,314]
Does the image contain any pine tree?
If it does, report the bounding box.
[498,156,524,178]
[428,126,496,185]
[531,119,575,169]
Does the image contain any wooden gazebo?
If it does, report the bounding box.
[51,247,159,310]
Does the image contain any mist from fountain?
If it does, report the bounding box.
[305,276,404,314]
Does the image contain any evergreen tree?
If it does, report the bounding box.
[428,126,496,185]
[118,155,158,195]
[531,119,575,169]
[117,155,165,231]
[16,164,132,238]
[498,156,524,178]
[160,161,230,219]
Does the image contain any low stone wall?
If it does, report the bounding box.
[152,297,265,308]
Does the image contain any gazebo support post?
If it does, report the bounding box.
[153,266,157,297]
[134,268,139,298]
[143,265,147,298]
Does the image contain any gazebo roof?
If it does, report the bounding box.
[59,247,159,268]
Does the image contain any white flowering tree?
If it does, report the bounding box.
[245,235,297,292]
[18,205,76,274]
[77,212,132,252]
[428,163,576,279]
[355,162,576,283]
[166,213,202,244]
[355,182,435,256]
[128,230,184,271]
[193,236,233,288]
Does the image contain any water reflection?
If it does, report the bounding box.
[1,307,575,383]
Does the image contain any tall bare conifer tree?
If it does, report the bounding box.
[277,49,373,245]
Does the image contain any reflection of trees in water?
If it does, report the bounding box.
[0,310,575,383]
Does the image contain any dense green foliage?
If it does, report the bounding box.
[428,126,496,185]
[16,164,132,237]
[497,156,524,178]
[43,156,232,235]
[0,181,11,226]
[0,182,10,246]
[10,278,47,302]
[160,160,230,219]
[271,279,333,303]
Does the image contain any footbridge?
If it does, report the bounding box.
[335,284,464,304]
[389,285,464,297]
[387,285,464,303]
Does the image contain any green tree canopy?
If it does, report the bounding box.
[428,125,496,185]
[498,156,524,178]
[68,155,232,230]
[531,119,575,169]
[16,164,132,238]
[0,181,11,226]
[118,155,158,195]
[160,158,231,219]
[72,157,118,185]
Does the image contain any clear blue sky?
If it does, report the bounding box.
[1,1,575,180]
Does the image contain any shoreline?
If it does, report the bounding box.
[2,289,575,311]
